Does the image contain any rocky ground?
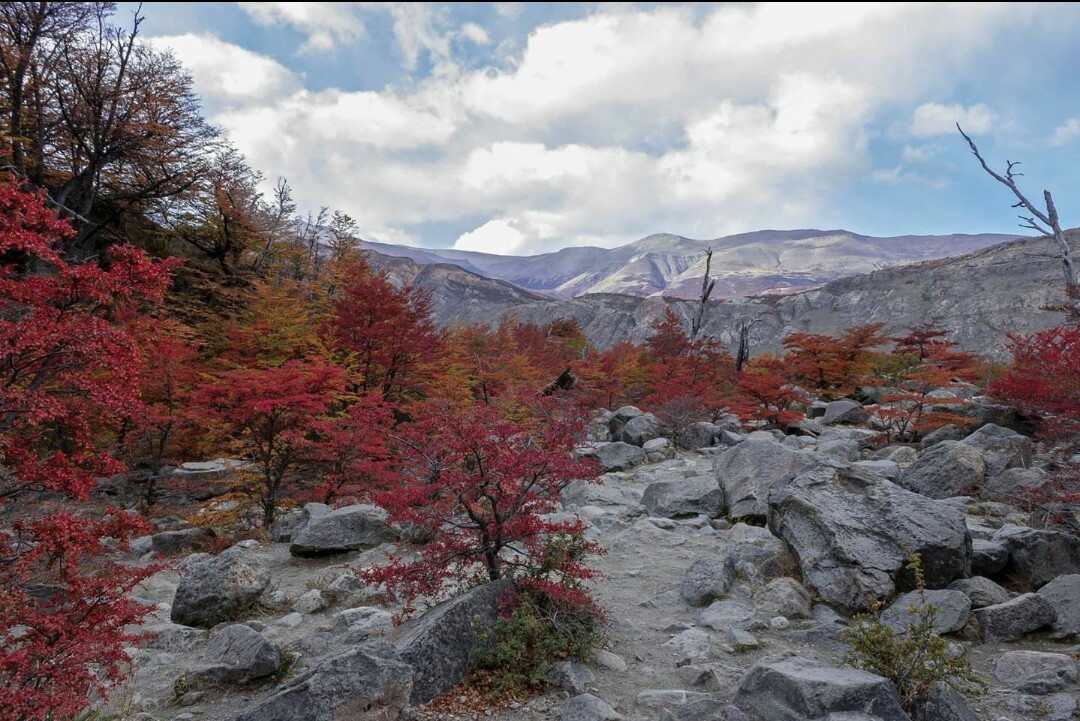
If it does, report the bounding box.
[104,400,1080,721]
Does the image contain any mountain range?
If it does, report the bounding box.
[364,230,1078,359]
[359,229,1017,299]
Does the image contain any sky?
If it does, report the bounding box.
[121,2,1080,256]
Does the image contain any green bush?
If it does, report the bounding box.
[842,554,986,711]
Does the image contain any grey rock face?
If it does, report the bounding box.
[820,399,869,426]
[994,651,1079,694]
[681,556,736,607]
[879,589,970,635]
[1038,574,1080,640]
[714,439,820,520]
[698,599,756,632]
[768,466,971,612]
[588,410,614,442]
[899,441,985,499]
[334,606,394,642]
[643,477,724,518]
[580,442,646,472]
[961,423,1033,477]
[918,424,966,449]
[616,413,661,446]
[733,655,909,721]
[151,527,215,555]
[562,693,624,721]
[754,577,812,619]
[910,682,980,721]
[678,422,722,450]
[392,579,511,704]
[947,576,1011,608]
[137,622,208,652]
[972,593,1056,642]
[993,525,1080,588]
[187,624,280,686]
[289,504,393,557]
[232,642,412,721]
[171,546,271,628]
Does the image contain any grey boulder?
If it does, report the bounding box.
[289,504,393,557]
[754,577,812,620]
[768,465,971,612]
[918,424,966,449]
[609,406,643,436]
[970,538,1009,577]
[961,423,1033,477]
[171,546,271,628]
[899,441,985,499]
[733,655,908,721]
[1038,574,1080,640]
[879,589,970,635]
[947,576,1011,609]
[186,624,280,686]
[580,442,646,472]
[972,593,1056,642]
[151,527,215,555]
[643,477,724,518]
[678,422,722,450]
[994,650,1079,695]
[821,400,870,426]
[562,693,624,721]
[681,556,736,607]
[392,579,511,703]
[983,467,1050,500]
[993,524,1080,588]
[549,660,596,695]
[616,413,661,446]
[714,439,821,521]
[910,682,980,721]
[232,642,412,721]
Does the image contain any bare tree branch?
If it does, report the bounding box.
[690,248,716,342]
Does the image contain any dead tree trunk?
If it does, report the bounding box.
[958,123,1076,290]
[690,249,716,343]
[734,319,752,372]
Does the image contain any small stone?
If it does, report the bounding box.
[293,588,328,615]
[561,693,623,721]
[593,649,627,672]
[664,629,711,660]
[698,599,755,632]
[274,612,303,628]
[636,690,702,708]
[549,660,595,695]
[727,628,759,650]
[770,616,790,630]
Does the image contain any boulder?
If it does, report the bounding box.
[899,441,985,499]
[609,406,643,436]
[579,442,646,472]
[289,504,393,557]
[643,477,724,518]
[664,628,711,660]
[392,579,511,703]
[616,413,660,446]
[947,576,1011,609]
[871,445,918,467]
[1038,574,1080,640]
[679,422,721,450]
[682,556,736,607]
[185,624,280,686]
[333,606,394,642]
[993,525,1080,588]
[644,437,675,461]
[232,642,412,721]
[549,660,596,695]
[150,527,215,555]
[818,426,881,448]
[768,466,971,612]
[816,439,861,462]
[733,656,908,721]
[588,410,614,443]
[961,423,1033,477]
[561,478,641,508]
[994,651,1079,695]
[821,400,870,426]
[136,622,208,652]
[970,538,1009,577]
[562,693,623,721]
[879,589,970,635]
[972,593,1056,642]
[754,578,812,620]
[850,460,901,482]
[698,599,756,632]
[293,589,328,615]
[918,424,966,449]
[983,467,1050,500]
[714,439,821,521]
[910,682,980,721]
[171,546,271,628]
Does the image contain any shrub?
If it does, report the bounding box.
[842,555,985,711]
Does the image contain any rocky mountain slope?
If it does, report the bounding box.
[369,232,1078,359]
[360,229,1016,299]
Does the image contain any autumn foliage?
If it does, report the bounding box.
[991,325,1080,439]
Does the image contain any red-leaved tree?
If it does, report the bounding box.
[0,174,172,719]
[195,361,345,527]
[991,326,1080,440]
[314,391,396,504]
[364,399,601,612]
[733,356,808,429]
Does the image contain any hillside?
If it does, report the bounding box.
[368,232,1077,358]
[360,229,1017,300]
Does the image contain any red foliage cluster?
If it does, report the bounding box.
[992,325,1080,439]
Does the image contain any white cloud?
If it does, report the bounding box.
[167,3,1041,255]
[148,33,299,105]
[1050,117,1080,147]
[910,102,995,136]
[238,2,366,54]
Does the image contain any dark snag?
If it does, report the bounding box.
[538,367,577,396]
[690,248,717,342]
